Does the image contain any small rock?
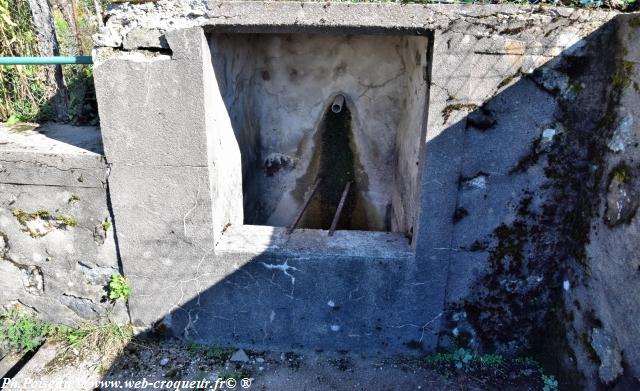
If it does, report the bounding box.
[530,67,570,95]
[159,358,169,366]
[256,357,265,363]
[608,113,634,153]
[563,280,570,291]
[93,32,122,48]
[463,174,488,190]
[230,349,249,363]
[604,164,639,226]
[591,328,623,385]
[140,350,152,362]
[123,28,168,50]
[541,128,556,144]
[467,107,496,130]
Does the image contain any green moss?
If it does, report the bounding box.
[629,15,640,29]
[497,70,521,90]
[68,194,81,204]
[55,215,77,227]
[567,81,583,95]
[611,60,635,91]
[10,208,49,224]
[442,103,478,124]
[11,208,78,236]
[610,162,633,185]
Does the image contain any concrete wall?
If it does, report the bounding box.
[209,33,428,232]
[91,0,622,360]
[0,123,127,325]
[5,1,640,389]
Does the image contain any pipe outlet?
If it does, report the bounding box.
[331,94,345,113]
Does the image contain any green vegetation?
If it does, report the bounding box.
[219,368,253,381]
[102,218,112,232]
[46,321,133,372]
[425,348,503,370]
[187,343,235,365]
[11,208,50,224]
[0,0,102,124]
[10,208,78,232]
[611,162,633,185]
[425,348,560,390]
[108,273,131,302]
[542,374,559,391]
[52,2,99,125]
[54,215,78,227]
[49,322,133,352]
[0,308,50,352]
[0,306,132,360]
[0,0,52,123]
[611,60,636,91]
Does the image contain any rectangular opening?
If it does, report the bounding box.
[209,31,431,250]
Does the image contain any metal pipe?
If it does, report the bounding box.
[0,56,93,65]
[328,181,351,236]
[331,94,345,113]
[287,177,322,234]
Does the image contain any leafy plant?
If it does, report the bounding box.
[102,218,111,232]
[108,274,131,302]
[453,347,473,369]
[0,309,50,352]
[542,374,559,391]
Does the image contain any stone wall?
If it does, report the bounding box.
[0,123,128,326]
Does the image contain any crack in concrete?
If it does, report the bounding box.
[260,260,299,298]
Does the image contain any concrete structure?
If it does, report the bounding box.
[0,123,127,325]
[5,1,640,389]
[91,0,618,354]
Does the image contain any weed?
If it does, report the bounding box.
[102,218,112,232]
[453,347,473,369]
[187,343,234,365]
[542,374,559,391]
[219,367,252,381]
[0,0,52,122]
[0,308,50,352]
[478,354,504,367]
[108,274,131,302]
[46,322,133,372]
